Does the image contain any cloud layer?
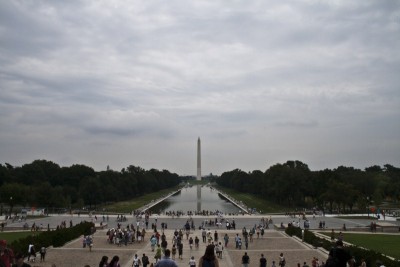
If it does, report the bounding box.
[1,1,399,175]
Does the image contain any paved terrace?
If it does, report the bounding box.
[2,214,399,266]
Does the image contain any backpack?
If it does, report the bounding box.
[325,248,339,267]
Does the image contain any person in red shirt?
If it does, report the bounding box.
[0,239,14,267]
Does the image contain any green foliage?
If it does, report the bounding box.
[217,161,400,212]
[285,226,400,267]
[9,221,94,256]
[0,161,180,210]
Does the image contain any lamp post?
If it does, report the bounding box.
[367,196,370,218]
[9,197,13,216]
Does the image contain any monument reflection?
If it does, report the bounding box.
[149,185,240,214]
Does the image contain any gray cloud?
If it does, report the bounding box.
[0,0,399,174]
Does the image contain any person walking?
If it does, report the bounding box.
[132,254,141,267]
[198,244,219,267]
[108,255,121,267]
[154,249,177,267]
[224,234,229,248]
[154,245,162,263]
[279,253,286,267]
[259,254,267,267]
[39,246,46,262]
[189,256,196,267]
[242,252,250,267]
[142,254,149,267]
[99,256,108,267]
[326,240,354,267]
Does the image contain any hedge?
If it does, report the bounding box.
[285,226,400,267]
[10,221,95,256]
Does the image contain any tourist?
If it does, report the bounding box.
[108,255,121,267]
[259,254,267,267]
[178,241,183,260]
[150,235,157,251]
[195,236,200,248]
[12,253,31,267]
[39,246,46,262]
[142,254,150,267]
[27,243,35,262]
[189,236,194,250]
[171,245,177,260]
[326,240,354,267]
[279,253,286,267]
[242,252,250,267]
[0,240,14,267]
[154,249,177,267]
[189,256,196,267]
[99,255,108,267]
[198,244,219,267]
[223,234,229,247]
[132,254,141,267]
[154,244,162,263]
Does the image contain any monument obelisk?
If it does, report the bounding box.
[197,137,201,181]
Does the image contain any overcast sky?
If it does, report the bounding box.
[0,1,399,175]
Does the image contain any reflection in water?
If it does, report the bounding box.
[149,185,240,214]
[197,185,201,212]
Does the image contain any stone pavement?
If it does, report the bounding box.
[27,228,328,267]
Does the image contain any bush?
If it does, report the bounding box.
[285,226,400,267]
[9,221,94,256]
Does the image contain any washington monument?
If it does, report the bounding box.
[197,137,201,181]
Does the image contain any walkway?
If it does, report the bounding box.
[28,227,328,267]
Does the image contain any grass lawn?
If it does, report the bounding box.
[213,185,290,213]
[320,232,400,259]
[101,185,182,213]
[0,231,36,244]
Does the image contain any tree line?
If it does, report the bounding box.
[0,160,180,212]
[217,161,400,213]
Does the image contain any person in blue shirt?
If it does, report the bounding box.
[155,249,178,267]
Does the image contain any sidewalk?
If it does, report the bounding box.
[32,228,328,267]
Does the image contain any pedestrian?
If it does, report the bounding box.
[189,256,196,267]
[108,255,121,267]
[13,253,31,267]
[198,244,219,267]
[142,254,149,267]
[0,240,14,267]
[27,244,35,262]
[325,240,354,267]
[154,249,177,267]
[259,254,267,267]
[279,253,286,267]
[242,252,250,267]
[99,255,108,267]
[39,246,46,262]
[178,242,183,260]
[154,245,162,263]
[132,254,141,267]
[224,234,229,247]
[171,245,177,260]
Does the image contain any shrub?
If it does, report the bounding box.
[9,221,94,256]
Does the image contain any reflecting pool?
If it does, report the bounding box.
[148,185,241,214]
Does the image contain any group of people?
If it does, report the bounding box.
[0,239,48,267]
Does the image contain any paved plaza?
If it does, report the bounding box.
[3,213,399,266]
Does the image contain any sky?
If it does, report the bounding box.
[0,1,399,176]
